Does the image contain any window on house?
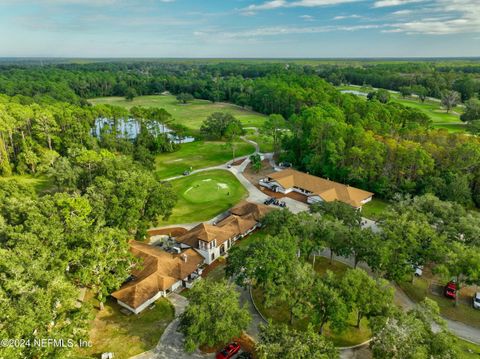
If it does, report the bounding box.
[211,253,215,261]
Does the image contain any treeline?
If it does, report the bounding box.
[281,97,480,206]
[0,94,183,176]
[0,153,177,358]
[317,62,480,101]
[0,85,181,357]
[225,199,472,358]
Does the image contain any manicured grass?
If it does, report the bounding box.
[361,198,390,221]
[0,175,53,194]
[155,141,255,179]
[246,133,274,153]
[89,95,266,130]
[77,297,174,359]
[336,85,465,131]
[236,229,268,249]
[455,338,480,358]
[399,277,480,329]
[433,123,468,133]
[393,96,462,124]
[159,170,248,225]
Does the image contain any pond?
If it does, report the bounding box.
[92,117,195,144]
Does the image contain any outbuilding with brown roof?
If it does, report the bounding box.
[260,169,374,208]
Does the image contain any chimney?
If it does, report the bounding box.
[181,253,188,262]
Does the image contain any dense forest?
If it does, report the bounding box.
[1,60,480,357]
[317,62,480,101]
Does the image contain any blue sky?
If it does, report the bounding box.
[0,0,478,58]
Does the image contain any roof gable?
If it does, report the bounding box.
[268,169,373,207]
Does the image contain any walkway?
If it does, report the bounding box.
[132,293,213,359]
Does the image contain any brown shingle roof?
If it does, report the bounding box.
[176,201,271,249]
[111,241,203,309]
[230,200,272,221]
[216,215,257,243]
[267,169,373,208]
[176,223,233,247]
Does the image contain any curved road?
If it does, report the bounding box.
[318,249,480,345]
[142,136,479,359]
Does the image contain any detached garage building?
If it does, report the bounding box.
[112,241,204,314]
[260,169,374,209]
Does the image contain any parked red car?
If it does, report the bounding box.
[216,342,240,359]
[444,281,457,299]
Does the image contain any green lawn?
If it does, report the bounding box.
[155,141,255,179]
[361,198,390,221]
[455,338,480,358]
[0,175,53,194]
[432,123,468,133]
[159,170,248,225]
[393,96,462,124]
[399,277,480,329]
[246,133,274,153]
[336,85,465,131]
[236,230,268,249]
[89,95,266,130]
[77,297,174,359]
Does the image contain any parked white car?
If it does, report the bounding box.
[473,292,480,309]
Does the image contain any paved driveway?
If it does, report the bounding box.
[132,293,214,359]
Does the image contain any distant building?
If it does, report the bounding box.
[260,169,373,209]
[112,241,204,314]
[175,201,271,264]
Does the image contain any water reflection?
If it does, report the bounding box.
[92,117,195,144]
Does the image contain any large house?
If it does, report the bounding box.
[260,168,374,209]
[175,201,271,264]
[112,241,204,314]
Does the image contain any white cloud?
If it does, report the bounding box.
[385,0,480,35]
[333,14,361,20]
[195,24,382,39]
[241,0,360,13]
[391,9,413,15]
[300,14,315,20]
[373,0,425,8]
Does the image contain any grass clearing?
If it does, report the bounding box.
[89,95,266,130]
[399,277,480,329]
[155,141,255,179]
[159,170,247,225]
[246,133,274,153]
[393,96,462,124]
[455,338,480,358]
[77,297,174,359]
[0,175,53,194]
[361,198,390,221]
[433,123,468,133]
[336,85,465,132]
